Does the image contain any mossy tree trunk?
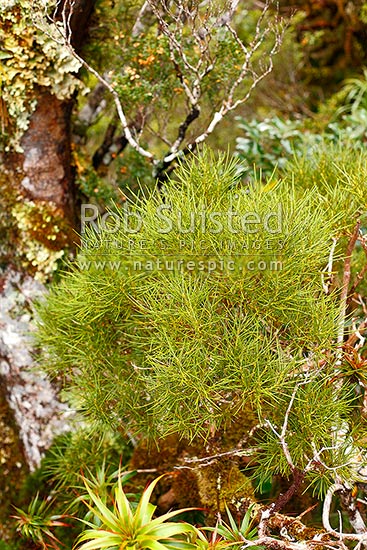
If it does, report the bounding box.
[0,3,97,530]
[3,0,97,234]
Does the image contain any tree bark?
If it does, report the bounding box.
[0,3,97,524]
[16,92,75,224]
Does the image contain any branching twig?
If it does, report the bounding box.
[263,383,309,516]
[175,446,259,469]
[323,484,367,541]
[345,318,367,349]
[266,380,307,474]
[38,0,284,177]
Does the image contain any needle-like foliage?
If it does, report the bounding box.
[35,148,365,489]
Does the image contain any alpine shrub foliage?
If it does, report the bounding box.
[36,149,362,484]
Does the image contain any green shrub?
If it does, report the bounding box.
[34,148,366,494]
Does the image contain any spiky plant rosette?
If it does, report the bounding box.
[35,149,363,486]
[74,474,198,550]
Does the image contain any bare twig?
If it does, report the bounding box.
[174,446,259,469]
[323,484,367,542]
[337,220,361,347]
[266,381,307,473]
[305,443,355,473]
[345,318,367,349]
[262,383,310,516]
[322,237,338,294]
[50,0,154,161]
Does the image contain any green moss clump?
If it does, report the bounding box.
[11,199,74,280]
[196,459,254,518]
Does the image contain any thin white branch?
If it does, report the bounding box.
[147,0,197,73]
[322,237,338,294]
[305,443,355,473]
[351,318,366,350]
[182,446,259,464]
[72,50,154,160]
[65,43,153,159]
[216,0,240,26]
[323,484,367,541]
[279,384,299,470]
[266,380,311,472]
[187,15,284,151]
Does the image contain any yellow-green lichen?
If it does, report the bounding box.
[0,0,82,151]
[21,240,65,282]
[11,199,74,281]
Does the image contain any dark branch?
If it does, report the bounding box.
[154,141,198,185]
[175,105,200,150]
[92,118,118,169]
[54,0,98,51]
[270,469,305,515]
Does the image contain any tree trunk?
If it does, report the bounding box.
[0,3,97,534]
[19,92,75,223]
